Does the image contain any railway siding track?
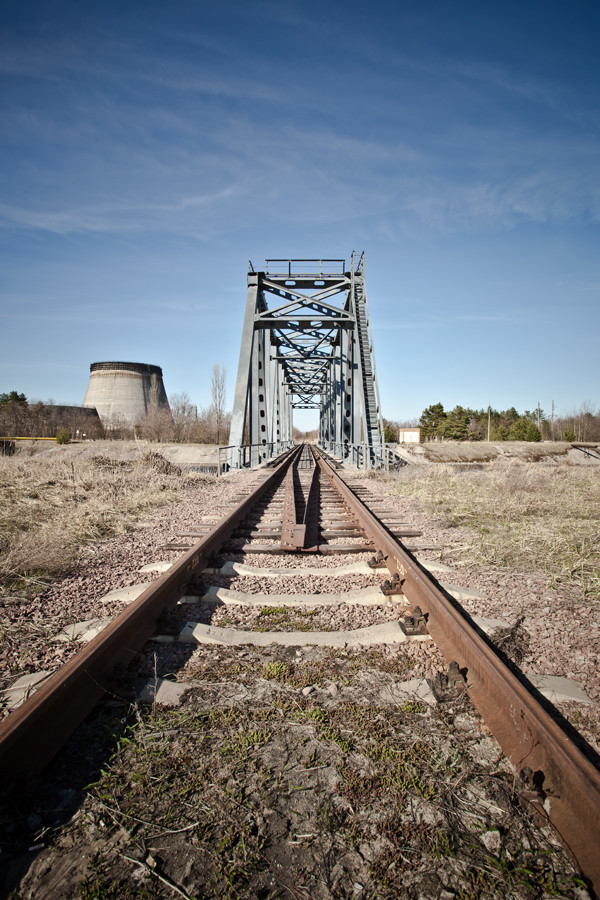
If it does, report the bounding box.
[1,443,599,896]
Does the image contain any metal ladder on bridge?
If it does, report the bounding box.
[354,282,381,455]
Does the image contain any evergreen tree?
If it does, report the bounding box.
[441,405,471,441]
[0,391,27,407]
[501,407,520,430]
[526,421,542,441]
[383,422,396,443]
[508,417,541,441]
[419,403,446,439]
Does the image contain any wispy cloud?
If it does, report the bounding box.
[1,3,599,245]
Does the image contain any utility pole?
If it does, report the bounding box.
[487,406,491,442]
[537,402,541,431]
[551,400,555,440]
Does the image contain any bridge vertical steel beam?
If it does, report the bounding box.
[326,361,334,449]
[228,256,383,468]
[319,395,325,446]
[251,328,267,466]
[264,331,278,452]
[229,272,259,467]
[282,384,292,444]
[268,342,280,450]
[340,325,352,457]
[333,336,343,453]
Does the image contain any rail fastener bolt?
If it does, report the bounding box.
[368,550,388,569]
[402,606,429,636]
[381,572,405,596]
[431,661,467,701]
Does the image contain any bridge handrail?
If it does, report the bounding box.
[264,259,346,277]
[220,440,295,474]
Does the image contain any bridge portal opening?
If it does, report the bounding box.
[228,254,383,467]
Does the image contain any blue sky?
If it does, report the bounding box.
[1,0,599,430]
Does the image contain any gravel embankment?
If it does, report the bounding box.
[0,469,260,702]
[361,471,600,755]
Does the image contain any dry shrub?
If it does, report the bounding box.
[421,445,498,463]
[417,441,570,464]
[184,470,218,485]
[89,453,131,470]
[390,460,600,601]
[139,450,181,476]
[0,452,181,588]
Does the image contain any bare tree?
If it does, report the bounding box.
[169,392,197,442]
[210,364,226,445]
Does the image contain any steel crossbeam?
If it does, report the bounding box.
[228,254,384,467]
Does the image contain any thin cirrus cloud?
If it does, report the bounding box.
[1,16,597,242]
[0,0,598,419]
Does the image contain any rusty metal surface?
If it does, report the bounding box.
[280,451,320,551]
[0,449,300,778]
[280,463,301,550]
[312,445,600,895]
[302,464,320,550]
[3,440,600,892]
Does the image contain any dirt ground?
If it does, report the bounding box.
[0,444,597,899]
[3,641,588,900]
[11,438,583,467]
[392,440,580,466]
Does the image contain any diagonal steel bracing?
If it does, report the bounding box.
[228,254,383,466]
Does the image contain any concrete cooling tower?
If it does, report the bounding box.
[83,362,170,427]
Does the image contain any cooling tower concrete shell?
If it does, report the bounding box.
[83,362,171,427]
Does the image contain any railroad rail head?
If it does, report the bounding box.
[310,445,600,895]
[1,443,599,895]
[0,446,302,778]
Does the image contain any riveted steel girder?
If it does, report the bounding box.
[228,254,384,467]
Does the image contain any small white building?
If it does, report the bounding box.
[398,428,421,443]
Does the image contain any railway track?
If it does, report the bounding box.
[1,443,599,897]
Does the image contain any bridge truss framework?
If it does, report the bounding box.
[228,253,384,467]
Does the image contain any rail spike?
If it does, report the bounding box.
[431,661,467,701]
[402,605,429,636]
[368,550,388,569]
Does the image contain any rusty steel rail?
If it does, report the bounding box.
[0,445,303,778]
[280,458,320,551]
[280,464,303,550]
[311,445,600,896]
[3,440,599,892]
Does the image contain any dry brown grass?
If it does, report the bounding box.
[388,460,600,601]
[0,450,186,590]
[414,440,571,464]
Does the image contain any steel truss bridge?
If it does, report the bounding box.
[228,253,386,468]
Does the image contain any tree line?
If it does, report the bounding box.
[0,392,104,440]
[4,382,598,446]
[0,365,231,444]
[401,402,600,442]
